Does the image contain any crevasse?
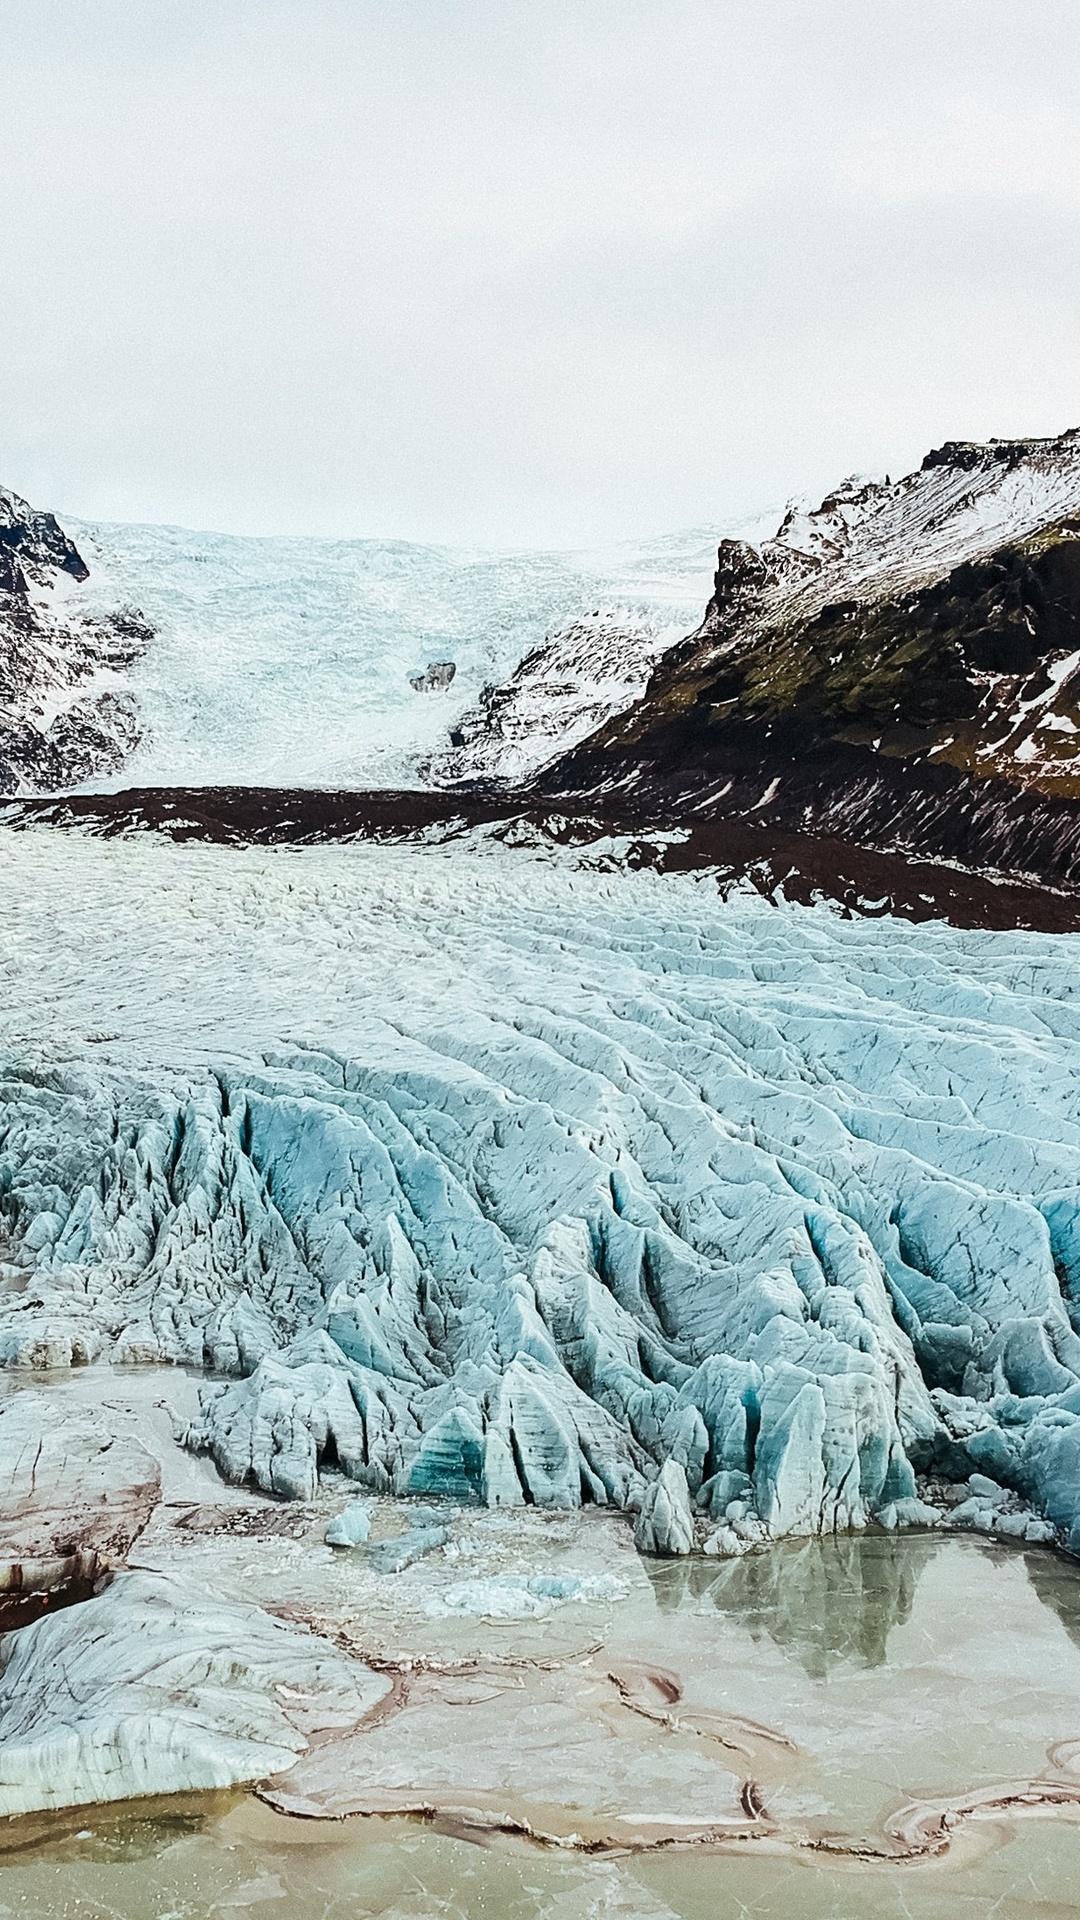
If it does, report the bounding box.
[2,825,1079,1550]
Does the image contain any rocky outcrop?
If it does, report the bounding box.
[535,433,1080,886]
[0,489,90,591]
[430,611,673,786]
[0,485,151,793]
[409,660,457,693]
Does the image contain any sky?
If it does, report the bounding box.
[3,0,1080,548]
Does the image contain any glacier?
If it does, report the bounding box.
[0,1568,390,1818]
[64,519,719,790]
[2,821,1080,1554]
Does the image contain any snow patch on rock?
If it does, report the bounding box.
[0,487,152,795]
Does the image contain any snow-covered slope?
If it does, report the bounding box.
[423,515,777,787]
[746,431,1080,610]
[3,824,1080,1554]
[0,489,151,793]
[67,519,718,790]
[425,609,677,788]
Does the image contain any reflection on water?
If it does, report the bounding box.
[1026,1545,1080,1653]
[0,1795,224,1866]
[2,1531,1080,1919]
[645,1530,924,1676]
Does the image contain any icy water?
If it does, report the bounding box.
[3,1797,1079,1920]
[3,1521,1080,1918]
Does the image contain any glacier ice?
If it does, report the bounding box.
[324,1497,372,1547]
[422,1571,624,1618]
[0,1390,160,1598]
[367,1522,451,1574]
[0,1569,390,1818]
[634,1461,695,1556]
[2,823,1080,1551]
[66,519,717,791]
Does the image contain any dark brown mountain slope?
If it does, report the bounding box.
[534,432,1080,885]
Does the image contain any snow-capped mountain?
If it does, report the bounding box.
[538,431,1080,885]
[694,430,1080,791]
[424,609,677,788]
[0,489,151,793]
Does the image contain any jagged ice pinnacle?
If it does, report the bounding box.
[2,825,1079,1552]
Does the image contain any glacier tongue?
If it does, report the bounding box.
[2,824,1080,1549]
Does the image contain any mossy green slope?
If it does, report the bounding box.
[605,523,1080,796]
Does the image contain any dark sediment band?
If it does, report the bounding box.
[6,784,1080,934]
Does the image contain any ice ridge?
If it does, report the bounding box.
[2,827,1080,1551]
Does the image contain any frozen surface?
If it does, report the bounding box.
[64,520,719,789]
[0,1568,390,1818]
[3,1428,1080,1906]
[5,1800,1080,1920]
[0,1389,159,1595]
[2,825,1080,1547]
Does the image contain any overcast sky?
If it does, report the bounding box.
[3,1,1080,547]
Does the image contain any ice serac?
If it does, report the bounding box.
[634,1461,694,1555]
[0,485,152,793]
[537,431,1080,888]
[0,1570,391,1817]
[2,828,1080,1553]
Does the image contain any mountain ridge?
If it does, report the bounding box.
[8,431,1080,910]
[0,486,152,793]
[532,429,1080,883]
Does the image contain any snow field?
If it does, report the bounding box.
[66,521,718,789]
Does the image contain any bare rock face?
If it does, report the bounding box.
[0,489,89,589]
[0,1392,161,1601]
[409,660,457,693]
[0,484,152,794]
